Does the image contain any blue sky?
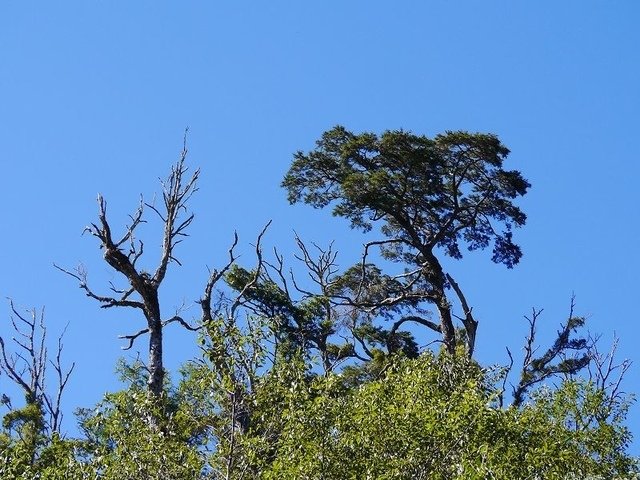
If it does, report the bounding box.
[1,2,639,452]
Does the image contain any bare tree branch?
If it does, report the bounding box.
[54,264,145,310]
[201,232,240,323]
[229,221,272,319]
[389,314,442,337]
[587,334,632,418]
[163,315,200,332]
[0,301,74,436]
[118,327,150,351]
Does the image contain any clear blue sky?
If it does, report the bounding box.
[1,1,639,452]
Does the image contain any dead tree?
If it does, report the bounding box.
[57,141,199,398]
[587,334,631,411]
[0,301,74,454]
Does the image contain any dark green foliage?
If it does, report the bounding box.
[225,264,315,354]
[283,126,530,267]
[513,306,593,406]
[283,126,530,355]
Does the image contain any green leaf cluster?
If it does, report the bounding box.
[265,353,638,480]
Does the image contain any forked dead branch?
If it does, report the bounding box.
[56,138,199,398]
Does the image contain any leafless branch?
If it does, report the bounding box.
[389,314,442,336]
[263,247,292,299]
[115,196,146,248]
[153,147,200,286]
[587,334,632,416]
[0,301,74,434]
[293,233,339,291]
[54,264,145,310]
[229,221,272,318]
[494,347,515,408]
[118,327,150,350]
[42,323,75,432]
[163,315,200,332]
[201,232,240,323]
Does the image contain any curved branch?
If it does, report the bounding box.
[389,315,442,337]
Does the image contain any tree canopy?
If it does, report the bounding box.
[283,127,530,355]
[0,129,637,479]
[283,127,530,266]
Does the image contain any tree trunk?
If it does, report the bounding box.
[144,294,164,397]
[423,252,457,354]
[436,294,456,354]
[147,319,164,397]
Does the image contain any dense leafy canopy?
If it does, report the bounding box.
[267,353,637,479]
[283,126,530,267]
[2,352,636,479]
